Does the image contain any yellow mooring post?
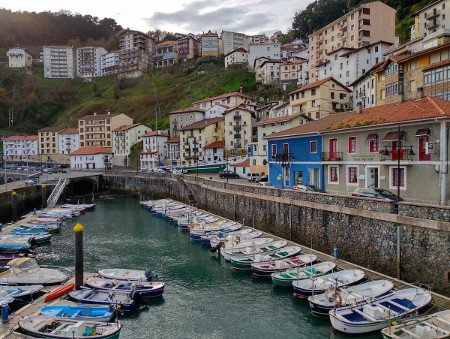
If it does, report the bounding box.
[11,191,17,222]
[73,223,84,289]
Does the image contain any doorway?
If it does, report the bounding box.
[366,166,379,188]
[308,168,320,188]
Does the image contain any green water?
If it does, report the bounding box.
[39,196,381,339]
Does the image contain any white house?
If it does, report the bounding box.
[256,59,281,84]
[165,137,180,166]
[229,158,249,178]
[2,135,38,162]
[224,48,249,68]
[58,128,79,155]
[351,70,377,109]
[204,140,225,163]
[112,124,150,166]
[69,146,113,170]
[101,51,119,76]
[204,104,228,118]
[6,48,32,69]
[140,131,168,170]
[248,42,281,70]
[43,46,75,79]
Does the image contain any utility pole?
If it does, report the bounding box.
[397,125,401,200]
[8,109,14,128]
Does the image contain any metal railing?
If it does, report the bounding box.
[321,152,343,161]
[47,178,68,207]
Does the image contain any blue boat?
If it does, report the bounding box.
[10,229,49,235]
[68,288,137,312]
[40,305,114,322]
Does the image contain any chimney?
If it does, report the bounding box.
[355,102,363,114]
[417,86,424,99]
[93,112,97,116]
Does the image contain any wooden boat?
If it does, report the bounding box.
[85,277,164,299]
[0,238,31,253]
[308,280,395,314]
[292,269,366,297]
[22,222,61,233]
[251,254,317,277]
[219,237,273,252]
[0,258,68,285]
[40,305,114,322]
[0,284,43,303]
[10,229,49,235]
[329,288,432,334]
[19,315,121,338]
[62,203,96,211]
[68,288,136,312]
[190,222,241,240]
[271,262,337,287]
[381,309,450,338]
[44,283,75,302]
[230,246,302,271]
[98,268,156,282]
[204,228,258,246]
[222,239,286,261]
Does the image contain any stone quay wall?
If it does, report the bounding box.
[0,186,50,223]
[102,173,450,296]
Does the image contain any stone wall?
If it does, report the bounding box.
[103,173,450,296]
[0,186,50,223]
[398,201,450,222]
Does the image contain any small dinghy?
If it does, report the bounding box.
[22,222,61,233]
[40,305,114,322]
[292,269,365,297]
[0,238,31,253]
[381,309,450,339]
[221,237,274,253]
[98,268,156,282]
[0,258,68,285]
[62,203,95,211]
[10,229,49,235]
[251,254,317,277]
[271,262,337,287]
[85,277,165,299]
[0,284,43,303]
[19,315,121,338]
[222,239,287,261]
[329,288,432,335]
[190,222,241,240]
[230,245,302,271]
[69,288,137,312]
[308,280,394,314]
[207,229,261,246]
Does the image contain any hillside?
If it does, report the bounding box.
[0,58,284,133]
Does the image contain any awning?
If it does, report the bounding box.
[366,133,378,141]
[382,131,405,142]
[415,128,431,137]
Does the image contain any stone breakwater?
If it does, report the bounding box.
[102,173,450,297]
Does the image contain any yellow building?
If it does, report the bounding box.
[201,30,220,58]
[288,77,351,120]
[38,127,65,161]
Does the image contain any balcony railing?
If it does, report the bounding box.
[321,152,343,161]
[272,153,295,163]
[234,134,241,139]
[234,125,242,131]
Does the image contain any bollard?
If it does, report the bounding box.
[1,302,8,323]
[73,223,84,289]
[41,184,47,209]
[11,191,18,222]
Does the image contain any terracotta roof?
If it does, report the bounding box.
[168,106,205,115]
[397,43,450,65]
[422,58,450,71]
[265,112,355,139]
[231,159,250,167]
[327,97,450,131]
[224,48,248,57]
[179,117,223,130]
[194,91,253,104]
[166,137,180,143]
[289,77,351,95]
[69,147,112,155]
[340,40,393,57]
[37,126,65,132]
[113,124,142,132]
[80,112,122,120]
[257,113,307,126]
[281,44,307,52]
[223,104,255,115]
[156,40,178,47]
[59,128,79,135]
[3,135,38,141]
[204,140,225,149]
[143,131,168,137]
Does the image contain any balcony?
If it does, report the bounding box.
[233,114,241,120]
[234,143,242,149]
[273,153,295,163]
[380,149,409,161]
[321,152,343,161]
[234,134,241,139]
[234,125,242,131]
[426,10,439,20]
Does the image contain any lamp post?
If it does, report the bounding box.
[226,155,229,183]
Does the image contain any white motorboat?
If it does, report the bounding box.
[98,268,155,281]
[0,258,68,285]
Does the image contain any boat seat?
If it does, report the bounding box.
[71,311,81,318]
[386,300,411,312]
[353,308,377,322]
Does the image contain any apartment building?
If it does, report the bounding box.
[248,43,281,70]
[6,48,32,69]
[221,31,251,55]
[78,112,133,148]
[58,128,79,155]
[289,77,351,119]
[153,41,179,68]
[411,0,449,40]
[117,30,156,78]
[2,135,38,162]
[256,59,281,84]
[101,51,119,76]
[224,48,248,68]
[281,41,309,59]
[37,127,65,159]
[177,35,201,61]
[140,131,168,170]
[279,57,309,88]
[112,124,150,166]
[251,34,269,44]
[168,107,206,138]
[204,140,225,163]
[165,137,180,166]
[76,47,107,78]
[70,147,113,170]
[204,104,228,118]
[43,46,75,78]
[193,91,254,110]
[308,1,396,81]
[351,68,378,108]
[223,106,255,157]
[201,30,220,58]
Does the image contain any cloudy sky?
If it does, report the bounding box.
[0,0,311,35]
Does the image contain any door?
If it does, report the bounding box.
[418,135,431,161]
[366,167,379,188]
[329,138,337,160]
[309,168,320,187]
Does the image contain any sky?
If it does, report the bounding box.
[0,0,312,35]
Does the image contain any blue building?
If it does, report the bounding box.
[265,113,352,189]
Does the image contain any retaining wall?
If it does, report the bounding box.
[0,186,50,223]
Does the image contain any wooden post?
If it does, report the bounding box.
[41,184,47,209]
[73,223,84,289]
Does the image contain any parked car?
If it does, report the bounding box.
[219,170,240,179]
[293,184,326,193]
[247,172,264,182]
[258,182,273,187]
[352,188,403,201]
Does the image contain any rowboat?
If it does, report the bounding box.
[44,283,75,302]
[271,262,337,287]
[329,288,432,334]
[230,246,302,271]
[0,236,31,253]
[222,239,286,261]
[205,228,258,246]
[10,229,49,235]
[62,203,96,211]
[22,222,61,233]
[251,254,317,277]
[0,284,43,303]
[5,232,52,245]
[98,268,156,282]
[85,277,165,299]
[0,253,31,265]
[308,280,395,314]
[68,288,136,312]
[40,305,114,322]
[381,309,450,338]
[0,258,68,285]
[292,269,366,297]
[219,237,274,253]
[19,315,121,338]
[190,222,241,240]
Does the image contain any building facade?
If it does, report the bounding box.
[43,46,75,78]
[248,43,281,70]
[2,135,38,162]
[256,60,281,84]
[140,131,168,170]
[76,47,107,78]
[165,137,181,166]
[411,0,449,40]
[112,124,150,166]
[37,127,65,159]
[193,91,254,110]
[101,51,119,76]
[153,41,179,68]
[204,140,225,163]
[201,30,220,58]
[177,36,201,61]
[70,147,113,170]
[223,106,254,157]
[168,107,206,138]
[221,31,251,55]
[224,48,248,68]
[58,128,79,155]
[279,58,309,88]
[6,48,32,69]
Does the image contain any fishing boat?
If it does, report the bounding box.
[271,262,337,287]
[292,269,366,297]
[230,245,302,271]
[204,228,256,246]
[62,203,96,211]
[381,309,450,338]
[98,268,156,282]
[40,305,114,322]
[251,254,317,277]
[85,277,165,299]
[0,284,43,303]
[19,315,121,338]
[329,288,432,334]
[308,280,395,314]
[190,222,241,240]
[0,258,68,285]
[68,288,136,312]
[0,236,32,253]
[222,239,286,261]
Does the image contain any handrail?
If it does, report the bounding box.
[47,178,68,207]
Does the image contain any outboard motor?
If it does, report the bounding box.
[28,237,37,248]
[145,269,158,282]
[210,241,225,254]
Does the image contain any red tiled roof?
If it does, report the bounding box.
[143,131,168,137]
[59,128,79,135]
[3,135,38,141]
[423,59,450,71]
[327,97,450,131]
[257,113,307,126]
[204,140,225,149]
[179,117,223,130]
[80,112,122,120]
[166,137,180,143]
[289,77,351,95]
[231,159,250,167]
[69,147,112,155]
[194,91,253,104]
[224,47,248,57]
[156,40,178,47]
[168,106,205,115]
[37,126,65,132]
[223,104,255,115]
[113,124,143,132]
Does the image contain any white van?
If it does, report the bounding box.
[247,172,264,182]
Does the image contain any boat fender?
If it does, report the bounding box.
[333,291,342,308]
[210,241,225,254]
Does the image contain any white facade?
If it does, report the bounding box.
[204,144,224,163]
[2,136,38,161]
[412,0,449,39]
[140,132,168,170]
[101,51,119,76]
[352,73,377,108]
[70,149,113,170]
[257,60,281,84]
[43,46,75,79]
[58,129,80,155]
[221,31,251,56]
[165,140,180,166]
[204,104,227,119]
[6,48,32,68]
[248,43,281,70]
[112,124,150,166]
[224,48,249,68]
[76,47,107,78]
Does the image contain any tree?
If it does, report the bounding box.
[93,83,101,97]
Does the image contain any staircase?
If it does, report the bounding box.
[47,178,68,207]
[176,176,199,207]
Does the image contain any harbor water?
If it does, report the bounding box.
[40,195,381,339]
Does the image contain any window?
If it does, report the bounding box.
[329,166,339,183]
[348,137,357,153]
[331,92,335,99]
[311,100,316,107]
[369,135,379,153]
[310,141,317,153]
[340,93,346,100]
[282,143,289,154]
[311,89,316,96]
[347,166,358,184]
[271,144,277,157]
[390,167,406,189]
